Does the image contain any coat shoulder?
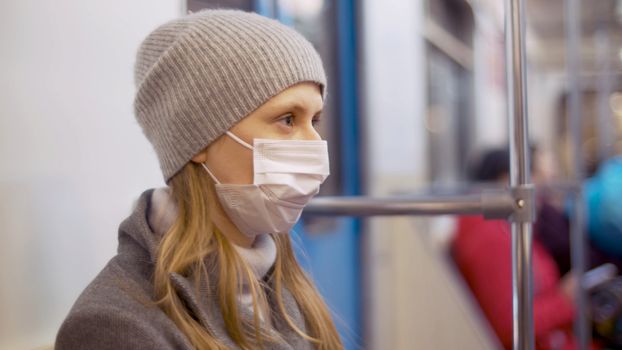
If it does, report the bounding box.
[55,257,191,350]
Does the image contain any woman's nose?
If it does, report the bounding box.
[300,122,322,141]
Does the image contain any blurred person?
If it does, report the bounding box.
[452,147,597,350]
[585,157,622,260]
[532,147,576,276]
[532,151,622,276]
[580,156,622,347]
[55,10,343,350]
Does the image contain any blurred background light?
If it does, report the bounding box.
[277,0,324,19]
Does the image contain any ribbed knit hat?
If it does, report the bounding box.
[134,9,327,182]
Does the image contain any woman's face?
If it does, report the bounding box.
[192,82,324,185]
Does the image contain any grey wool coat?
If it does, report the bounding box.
[55,189,313,350]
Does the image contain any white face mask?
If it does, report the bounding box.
[202,131,330,238]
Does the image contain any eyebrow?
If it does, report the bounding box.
[287,100,323,115]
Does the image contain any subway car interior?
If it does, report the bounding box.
[2,0,622,349]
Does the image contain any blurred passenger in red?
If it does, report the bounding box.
[451,148,596,350]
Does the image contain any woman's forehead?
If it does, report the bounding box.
[262,83,323,111]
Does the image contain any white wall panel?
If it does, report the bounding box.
[0,1,182,348]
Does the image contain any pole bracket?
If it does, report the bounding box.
[481,185,536,222]
[509,184,536,223]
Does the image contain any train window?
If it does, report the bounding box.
[426,46,473,186]
[425,0,475,186]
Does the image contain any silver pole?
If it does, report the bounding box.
[505,0,534,349]
[566,0,590,348]
[305,192,515,218]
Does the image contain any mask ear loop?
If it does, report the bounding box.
[226,131,254,150]
[201,163,222,185]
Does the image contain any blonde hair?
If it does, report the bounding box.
[153,162,343,349]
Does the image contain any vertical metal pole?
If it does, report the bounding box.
[505,0,534,349]
[596,28,614,162]
[566,0,590,349]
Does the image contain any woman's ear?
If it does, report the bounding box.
[191,148,209,163]
[191,133,228,164]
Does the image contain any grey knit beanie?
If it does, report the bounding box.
[133,9,327,182]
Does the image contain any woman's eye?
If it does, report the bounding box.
[279,114,294,127]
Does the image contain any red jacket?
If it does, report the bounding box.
[452,216,577,350]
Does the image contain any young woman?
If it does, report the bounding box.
[56,9,343,350]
